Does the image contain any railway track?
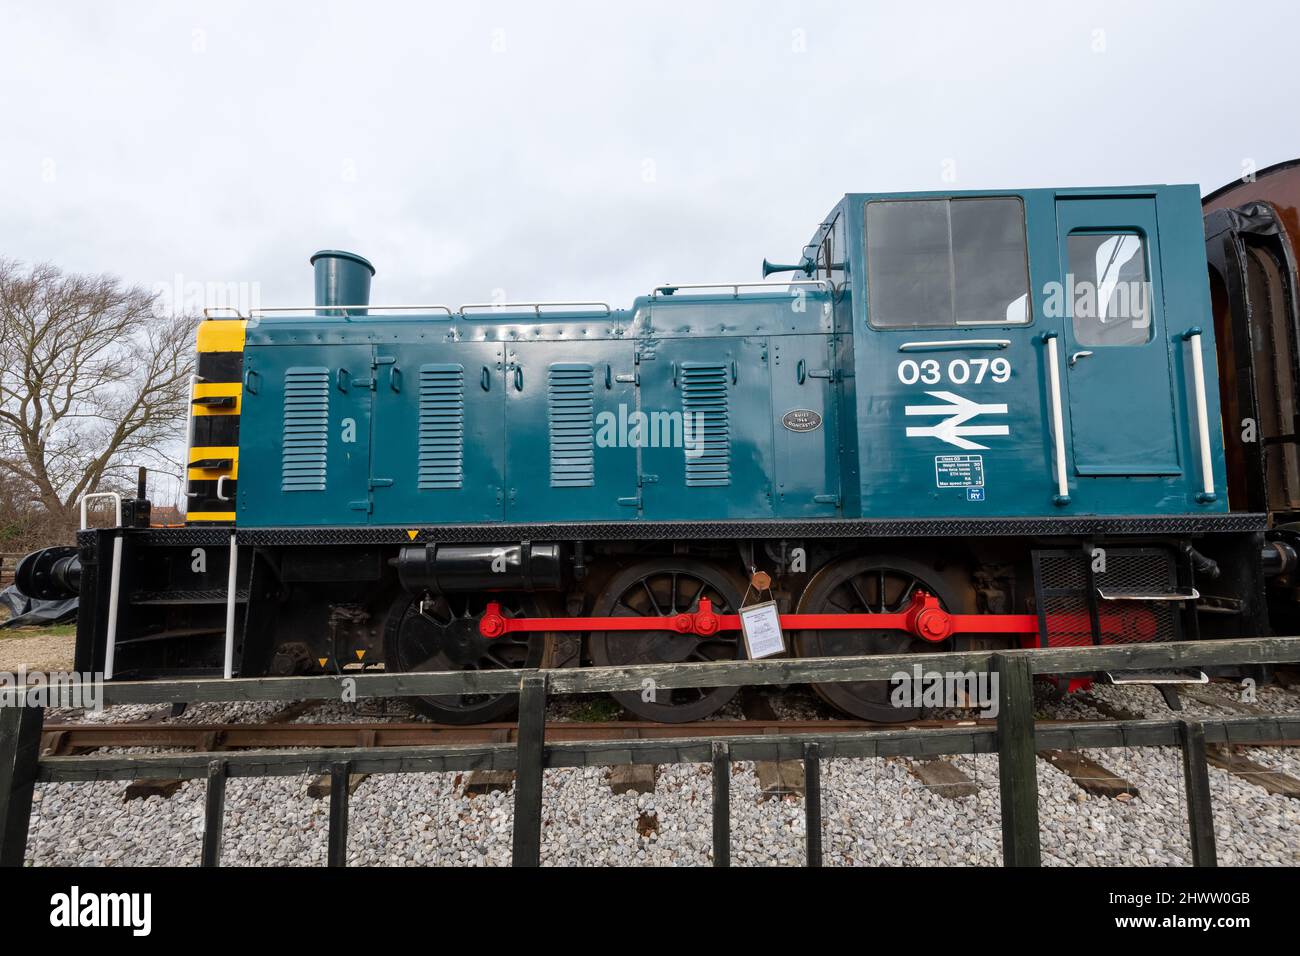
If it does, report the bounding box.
[40,717,992,756]
[39,715,1300,756]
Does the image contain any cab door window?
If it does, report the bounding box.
[1066,231,1152,346]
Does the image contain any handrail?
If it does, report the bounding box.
[77,492,124,680]
[78,491,122,530]
[456,301,612,317]
[1041,332,1070,505]
[249,286,833,316]
[223,533,239,680]
[201,307,247,320]
[1183,328,1217,503]
[897,339,1011,352]
[652,279,831,298]
[248,303,614,319]
[250,305,455,317]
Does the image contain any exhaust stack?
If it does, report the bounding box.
[310,249,375,316]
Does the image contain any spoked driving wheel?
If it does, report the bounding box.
[383,592,547,724]
[587,559,745,722]
[793,556,958,721]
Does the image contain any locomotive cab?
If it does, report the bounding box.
[806,186,1227,519]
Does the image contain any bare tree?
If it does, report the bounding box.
[0,259,198,536]
[0,471,65,553]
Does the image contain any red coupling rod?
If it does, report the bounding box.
[478,590,1040,643]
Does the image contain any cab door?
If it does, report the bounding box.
[1056,197,1180,475]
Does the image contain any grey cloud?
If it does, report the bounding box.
[1,0,1296,311]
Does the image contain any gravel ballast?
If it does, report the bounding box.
[0,631,74,673]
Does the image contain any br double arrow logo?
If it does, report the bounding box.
[904,391,1009,450]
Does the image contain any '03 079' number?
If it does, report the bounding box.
[897,357,1011,386]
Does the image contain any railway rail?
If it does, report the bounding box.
[35,715,1300,756]
[37,717,969,755]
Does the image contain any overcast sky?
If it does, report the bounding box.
[2,0,1297,314]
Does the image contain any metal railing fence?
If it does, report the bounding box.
[2,637,1298,867]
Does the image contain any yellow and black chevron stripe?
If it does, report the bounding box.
[186,318,245,524]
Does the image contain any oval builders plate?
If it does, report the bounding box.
[781,409,822,432]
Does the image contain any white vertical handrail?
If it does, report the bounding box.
[1184,329,1216,502]
[103,534,124,680]
[183,373,197,514]
[1042,333,1070,504]
[78,492,122,530]
[78,491,125,680]
[223,533,239,679]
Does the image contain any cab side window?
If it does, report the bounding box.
[866,197,1030,328]
[1066,231,1152,346]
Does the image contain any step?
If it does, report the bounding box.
[131,589,248,606]
[1105,668,1208,685]
[1095,588,1200,602]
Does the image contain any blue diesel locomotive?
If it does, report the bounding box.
[18,182,1285,722]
